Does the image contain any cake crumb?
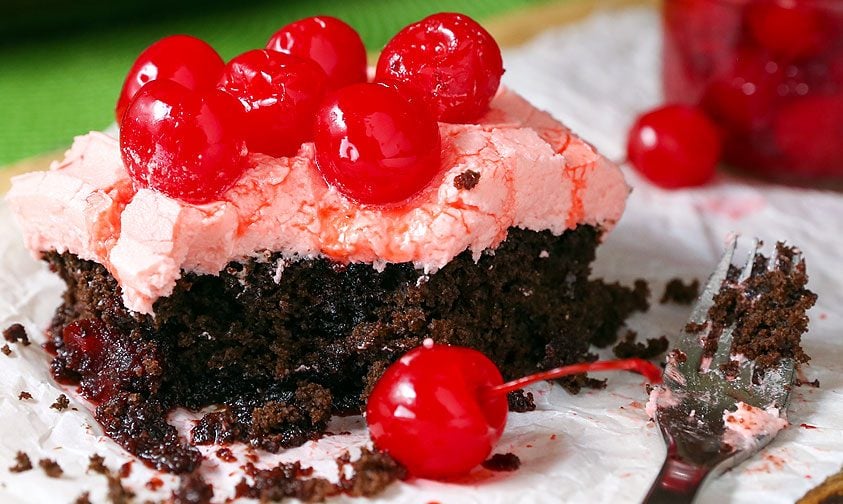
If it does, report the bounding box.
[685,321,707,334]
[2,324,30,346]
[74,492,92,504]
[106,472,135,504]
[339,448,407,497]
[236,448,404,502]
[18,391,32,400]
[507,389,536,412]
[719,360,740,379]
[796,378,821,388]
[660,278,700,304]
[172,471,214,504]
[39,458,63,478]
[88,454,108,474]
[482,453,521,472]
[613,331,669,359]
[1,345,11,356]
[51,394,70,411]
[9,452,32,473]
[453,170,480,190]
[705,243,815,370]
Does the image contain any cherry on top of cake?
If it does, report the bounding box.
[116,13,504,207]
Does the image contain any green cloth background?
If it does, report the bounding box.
[0,0,552,167]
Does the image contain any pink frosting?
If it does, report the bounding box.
[7,88,628,314]
[722,402,788,450]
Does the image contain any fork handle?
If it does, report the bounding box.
[642,451,711,504]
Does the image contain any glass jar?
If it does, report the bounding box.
[662,0,843,182]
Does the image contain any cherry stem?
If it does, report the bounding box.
[485,358,663,398]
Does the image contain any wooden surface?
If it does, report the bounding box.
[0,0,653,194]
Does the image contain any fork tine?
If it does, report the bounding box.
[711,238,760,369]
[669,236,739,383]
[737,238,760,283]
[688,235,738,324]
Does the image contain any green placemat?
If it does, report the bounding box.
[0,0,555,167]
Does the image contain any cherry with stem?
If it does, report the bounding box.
[366,341,662,480]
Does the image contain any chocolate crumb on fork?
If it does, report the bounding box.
[645,237,815,503]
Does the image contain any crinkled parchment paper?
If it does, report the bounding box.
[1,7,841,503]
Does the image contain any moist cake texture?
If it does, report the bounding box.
[8,86,644,472]
[47,225,647,471]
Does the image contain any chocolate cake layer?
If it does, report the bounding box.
[46,225,647,473]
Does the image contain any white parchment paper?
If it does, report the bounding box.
[1,7,842,503]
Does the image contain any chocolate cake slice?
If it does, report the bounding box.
[7,89,644,472]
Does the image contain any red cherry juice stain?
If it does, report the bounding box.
[800,423,818,429]
[628,401,643,409]
[443,468,497,485]
[216,447,237,463]
[550,434,557,441]
[695,195,766,220]
[819,313,828,320]
[145,477,164,491]
[119,461,133,478]
[525,444,533,448]
[765,454,785,470]
[245,452,259,463]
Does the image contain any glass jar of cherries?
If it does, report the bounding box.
[662,0,843,182]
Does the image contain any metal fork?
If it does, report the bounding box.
[643,236,801,503]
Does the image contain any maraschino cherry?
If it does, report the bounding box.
[314,82,441,206]
[267,16,367,89]
[746,1,824,60]
[627,104,722,189]
[218,49,328,157]
[366,340,661,479]
[115,35,225,123]
[120,79,248,204]
[375,12,504,123]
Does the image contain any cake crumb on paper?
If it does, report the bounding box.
[2,323,30,346]
[507,389,536,412]
[660,278,700,304]
[50,394,70,411]
[88,454,108,474]
[38,458,63,478]
[1,345,11,356]
[482,453,521,472]
[73,492,91,504]
[9,451,32,473]
[613,331,669,359]
[106,472,135,504]
[18,391,32,400]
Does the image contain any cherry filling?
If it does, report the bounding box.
[56,320,162,403]
[366,342,661,479]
